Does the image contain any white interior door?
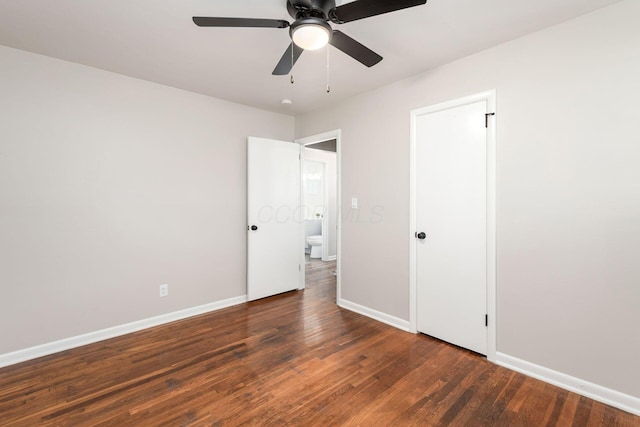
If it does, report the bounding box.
[247,137,301,301]
[415,100,488,355]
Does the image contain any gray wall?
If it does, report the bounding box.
[0,45,294,354]
[306,139,336,153]
[296,0,640,398]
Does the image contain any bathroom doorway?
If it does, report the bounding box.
[297,130,341,304]
[303,159,326,263]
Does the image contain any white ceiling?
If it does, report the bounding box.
[0,0,622,115]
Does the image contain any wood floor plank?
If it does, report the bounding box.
[0,260,638,426]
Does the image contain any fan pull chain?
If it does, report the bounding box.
[326,45,331,93]
[290,43,295,85]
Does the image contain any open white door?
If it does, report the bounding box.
[247,137,301,301]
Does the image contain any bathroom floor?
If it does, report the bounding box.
[305,254,326,264]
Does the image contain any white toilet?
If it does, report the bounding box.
[306,235,323,259]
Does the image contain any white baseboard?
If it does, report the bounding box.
[324,255,337,261]
[339,299,411,332]
[496,352,640,416]
[0,295,247,369]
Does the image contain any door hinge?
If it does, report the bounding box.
[298,264,301,271]
[485,112,495,128]
[485,314,488,327]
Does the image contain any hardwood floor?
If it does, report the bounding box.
[1,261,638,426]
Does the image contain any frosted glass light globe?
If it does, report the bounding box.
[292,24,330,50]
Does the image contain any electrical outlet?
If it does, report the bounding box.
[159,284,169,297]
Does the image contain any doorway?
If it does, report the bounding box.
[409,91,496,360]
[297,130,341,305]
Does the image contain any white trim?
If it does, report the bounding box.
[299,147,307,290]
[409,90,497,362]
[496,352,640,416]
[409,109,417,332]
[325,255,337,261]
[485,92,497,361]
[296,129,342,305]
[322,157,329,262]
[0,295,247,369]
[339,299,412,332]
[336,134,341,306]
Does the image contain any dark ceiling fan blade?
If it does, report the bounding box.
[272,43,304,75]
[192,17,289,28]
[329,30,382,67]
[330,0,427,24]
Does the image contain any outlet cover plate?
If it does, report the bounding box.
[159,284,169,297]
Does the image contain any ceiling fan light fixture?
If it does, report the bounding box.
[290,18,331,51]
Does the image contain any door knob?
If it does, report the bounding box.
[416,232,426,240]
[250,225,258,231]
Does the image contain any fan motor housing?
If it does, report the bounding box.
[287,0,336,20]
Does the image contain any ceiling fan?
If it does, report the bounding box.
[193,0,428,75]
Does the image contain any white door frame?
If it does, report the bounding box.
[295,130,342,305]
[320,158,330,262]
[409,91,497,361]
